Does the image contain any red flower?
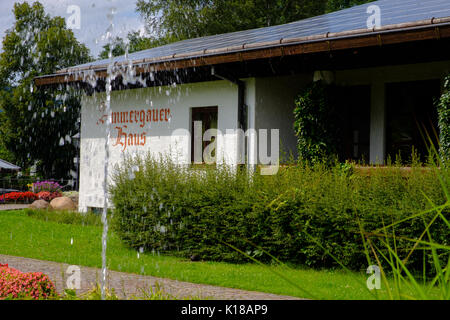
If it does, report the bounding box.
[0,192,38,203]
[37,191,62,201]
[0,265,57,300]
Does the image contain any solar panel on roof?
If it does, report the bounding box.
[65,0,450,71]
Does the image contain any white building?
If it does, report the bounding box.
[35,0,450,211]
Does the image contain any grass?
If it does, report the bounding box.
[0,209,442,300]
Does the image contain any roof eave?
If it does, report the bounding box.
[34,17,450,87]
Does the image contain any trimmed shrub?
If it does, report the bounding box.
[110,155,449,272]
[110,156,258,262]
[0,264,57,300]
[438,74,450,160]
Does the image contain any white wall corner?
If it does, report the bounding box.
[370,82,386,165]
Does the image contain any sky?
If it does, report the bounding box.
[0,0,146,58]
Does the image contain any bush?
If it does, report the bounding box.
[438,74,450,160]
[293,81,340,163]
[0,264,57,300]
[110,155,449,273]
[110,156,258,262]
[37,191,62,201]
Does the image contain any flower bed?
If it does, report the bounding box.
[0,264,57,300]
[31,181,62,193]
[36,191,62,202]
[0,192,38,204]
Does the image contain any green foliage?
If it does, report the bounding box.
[25,208,102,227]
[110,154,449,274]
[98,31,166,59]
[326,0,375,12]
[135,0,376,44]
[111,155,258,262]
[0,2,91,179]
[438,75,450,161]
[0,138,14,163]
[293,81,340,163]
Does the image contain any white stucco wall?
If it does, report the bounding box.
[78,60,450,211]
[78,79,255,211]
[254,74,313,161]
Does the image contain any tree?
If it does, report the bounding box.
[136,0,376,43]
[98,31,164,59]
[136,0,328,42]
[326,0,375,12]
[99,37,126,60]
[0,2,91,179]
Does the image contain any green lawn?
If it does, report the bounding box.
[0,210,439,300]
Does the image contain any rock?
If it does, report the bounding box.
[29,200,49,210]
[69,194,79,205]
[49,197,76,211]
[62,192,79,205]
[190,254,201,262]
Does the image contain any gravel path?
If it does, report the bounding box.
[0,254,302,300]
[0,204,29,211]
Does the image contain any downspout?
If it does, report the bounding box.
[211,66,248,164]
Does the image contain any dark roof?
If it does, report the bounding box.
[0,159,20,171]
[35,0,450,85]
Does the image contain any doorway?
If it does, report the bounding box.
[336,85,371,163]
[191,106,218,164]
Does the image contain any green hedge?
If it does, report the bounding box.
[110,155,449,272]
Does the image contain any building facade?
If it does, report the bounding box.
[34,0,450,211]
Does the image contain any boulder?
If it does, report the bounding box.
[50,197,76,211]
[29,200,49,210]
[62,192,79,206]
[69,194,79,205]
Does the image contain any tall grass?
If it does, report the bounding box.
[24,208,102,227]
[355,141,449,299]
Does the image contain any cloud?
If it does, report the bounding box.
[0,0,146,57]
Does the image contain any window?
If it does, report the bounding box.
[191,107,218,164]
[386,80,441,163]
